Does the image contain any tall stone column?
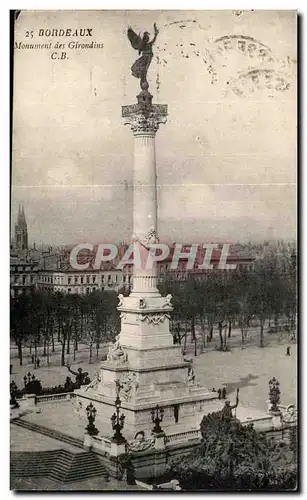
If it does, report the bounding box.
[75,91,218,439]
[122,91,167,297]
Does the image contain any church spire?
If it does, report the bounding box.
[15,204,28,251]
[21,205,27,225]
[17,204,23,225]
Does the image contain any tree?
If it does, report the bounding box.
[159,274,207,354]
[167,412,297,491]
[158,276,188,345]
[69,294,82,358]
[10,294,32,365]
[82,290,120,362]
[54,292,75,366]
[82,294,97,364]
[206,273,230,351]
[233,270,253,345]
[29,292,45,362]
[39,291,55,363]
[250,264,272,348]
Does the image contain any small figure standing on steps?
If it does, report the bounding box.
[286,346,291,356]
[222,387,227,400]
[126,460,136,486]
[217,388,222,400]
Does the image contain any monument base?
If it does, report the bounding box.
[75,291,222,440]
[75,360,222,439]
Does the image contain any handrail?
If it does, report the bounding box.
[36,392,75,402]
[167,429,201,442]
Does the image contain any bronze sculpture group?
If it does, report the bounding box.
[67,364,91,388]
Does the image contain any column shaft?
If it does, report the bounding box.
[132,133,158,295]
[133,133,157,240]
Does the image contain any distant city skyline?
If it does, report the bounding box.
[12,10,296,246]
[10,202,296,249]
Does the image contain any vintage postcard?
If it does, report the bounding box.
[10,10,297,492]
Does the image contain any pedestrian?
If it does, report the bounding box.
[286,346,291,356]
[37,358,40,368]
[222,387,227,400]
[217,388,222,400]
[31,354,35,364]
[34,361,37,369]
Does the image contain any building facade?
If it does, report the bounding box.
[10,253,38,297]
[10,209,255,297]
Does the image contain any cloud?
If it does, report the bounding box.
[11,10,296,244]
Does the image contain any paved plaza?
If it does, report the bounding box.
[10,335,297,413]
[10,333,297,443]
[10,425,83,454]
[11,476,144,491]
[196,342,297,410]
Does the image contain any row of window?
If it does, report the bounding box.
[13,265,253,288]
[11,266,35,273]
[66,274,132,285]
[67,287,96,294]
[38,275,58,283]
[12,275,35,285]
[37,274,132,285]
[68,275,97,285]
[39,283,132,295]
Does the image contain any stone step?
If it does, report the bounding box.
[10,450,109,484]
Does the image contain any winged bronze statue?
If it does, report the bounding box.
[127,23,159,91]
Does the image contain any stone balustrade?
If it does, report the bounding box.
[36,392,76,403]
[166,429,201,444]
[92,435,111,448]
[89,435,113,455]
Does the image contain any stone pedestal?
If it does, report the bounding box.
[153,432,166,450]
[76,89,219,440]
[266,399,273,412]
[83,432,92,450]
[110,439,127,457]
[270,410,282,429]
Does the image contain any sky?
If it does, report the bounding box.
[11,9,297,245]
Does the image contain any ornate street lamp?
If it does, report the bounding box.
[85,402,99,436]
[269,377,281,412]
[151,405,164,433]
[110,394,126,443]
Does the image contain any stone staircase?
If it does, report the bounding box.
[10,450,109,484]
[11,418,84,449]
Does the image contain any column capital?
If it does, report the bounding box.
[122,101,168,135]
